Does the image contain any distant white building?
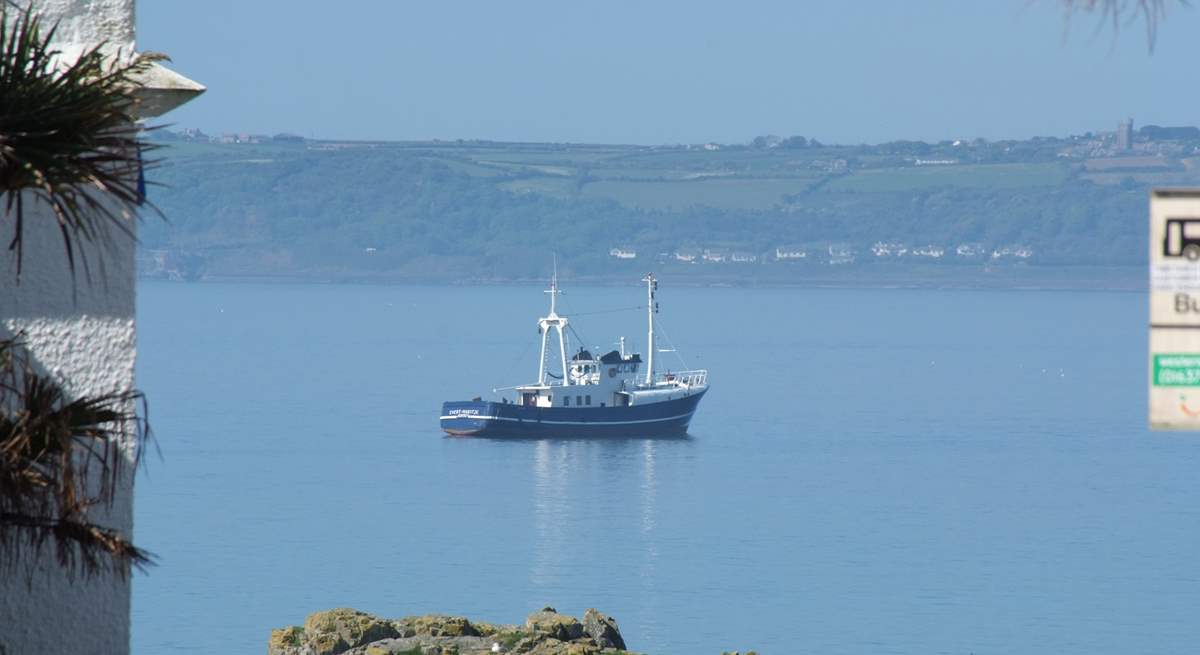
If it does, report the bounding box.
[871,242,908,257]
[956,243,986,258]
[731,252,758,263]
[915,158,958,166]
[910,245,945,258]
[992,245,1033,260]
[775,246,808,260]
[702,143,721,151]
[609,247,637,260]
[702,248,728,263]
[674,249,699,263]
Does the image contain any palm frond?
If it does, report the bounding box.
[1060,0,1188,50]
[0,7,162,283]
[0,336,155,581]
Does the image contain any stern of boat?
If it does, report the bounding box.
[440,400,496,436]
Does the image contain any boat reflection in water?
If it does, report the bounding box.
[528,434,674,636]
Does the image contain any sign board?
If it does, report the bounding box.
[1149,189,1200,429]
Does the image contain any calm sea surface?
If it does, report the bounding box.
[132,281,1199,655]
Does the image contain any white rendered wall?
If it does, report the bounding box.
[0,3,139,654]
[25,0,135,55]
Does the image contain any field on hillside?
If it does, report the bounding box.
[579,177,822,210]
[825,162,1071,192]
[380,143,1082,210]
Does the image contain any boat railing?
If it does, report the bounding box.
[657,369,708,387]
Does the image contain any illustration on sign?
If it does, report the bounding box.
[1163,218,1200,260]
[1180,394,1200,418]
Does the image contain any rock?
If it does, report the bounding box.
[267,626,306,655]
[397,615,481,637]
[485,627,531,653]
[581,609,625,651]
[470,621,515,637]
[525,639,599,655]
[525,609,585,642]
[348,635,494,654]
[266,608,400,655]
[307,608,401,655]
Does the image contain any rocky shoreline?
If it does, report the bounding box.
[269,607,642,655]
[269,607,761,655]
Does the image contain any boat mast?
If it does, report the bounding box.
[643,273,657,385]
[537,261,570,386]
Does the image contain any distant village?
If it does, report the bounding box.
[167,128,304,144]
[699,117,1200,163]
[608,243,1033,268]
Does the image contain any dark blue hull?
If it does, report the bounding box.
[440,389,706,438]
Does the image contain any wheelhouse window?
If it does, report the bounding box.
[564,396,570,406]
[576,395,582,406]
[585,395,591,405]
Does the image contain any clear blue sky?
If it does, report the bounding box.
[137,0,1200,145]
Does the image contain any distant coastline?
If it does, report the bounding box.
[139,264,1145,292]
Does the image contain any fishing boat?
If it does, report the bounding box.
[440,273,708,437]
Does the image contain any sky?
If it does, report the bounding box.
[137,0,1200,145]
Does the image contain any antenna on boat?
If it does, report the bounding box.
[546,254,561,315]
[537,257,570,386]
[643,273,657,385]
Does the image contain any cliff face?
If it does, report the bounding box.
[268,607,630,655]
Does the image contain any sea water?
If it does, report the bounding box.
[132,281,1200,654]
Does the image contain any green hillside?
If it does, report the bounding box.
[139,134,1182,283]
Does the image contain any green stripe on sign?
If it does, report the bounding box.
[1154,353,1200,386]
